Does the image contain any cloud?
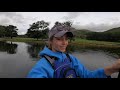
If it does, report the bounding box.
[0,12,26,25]
[0,18,10,25]
[0,12,28,35]
[62,12,84,21]
[1,12,120,34]
[73,22,120,32]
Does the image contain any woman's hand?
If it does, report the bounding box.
[104,59,120,76]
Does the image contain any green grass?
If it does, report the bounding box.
[69,37,120,48]
[0,37,120,48]
[0,37,45,44]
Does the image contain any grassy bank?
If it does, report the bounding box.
[0,37,45,43]
[69,38,120,48]
[0,37,120,48]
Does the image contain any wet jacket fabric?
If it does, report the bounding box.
[27,46,108,78]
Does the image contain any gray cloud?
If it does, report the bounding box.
[1,12,120,34]
[73,22,120,32]
[0,12,28,35]
[0,18,10,25]
[0,12,25,24]
[62,12,84,20]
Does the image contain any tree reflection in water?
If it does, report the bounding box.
[26,42,120,60]
[67,44,120,59]
[26,42,45,60]
[0,41,18,54]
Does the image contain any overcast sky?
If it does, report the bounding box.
[0,12,120,35]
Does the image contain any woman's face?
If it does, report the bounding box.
[50,34,69,52]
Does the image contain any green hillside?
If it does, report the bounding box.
[72,27,120,42]
[104,27,120,33]
[72,29,93,38]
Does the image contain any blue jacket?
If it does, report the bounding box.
[27,46,108,78]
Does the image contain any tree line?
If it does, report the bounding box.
[0,20,73,40]
[86,31,120,42]
[0,20,120,42]
[26,20,74,40]
[0,25,18,39]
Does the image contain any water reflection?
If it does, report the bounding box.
[0,41,119,60]
[0,41,18,54]
[0,41,120,78]
[67,44,120,59]
[0,41,37,78]
[26,42,45,60]
[25,43,120,59]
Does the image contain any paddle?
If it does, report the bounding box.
[118,69,120,78]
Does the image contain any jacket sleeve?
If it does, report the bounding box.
[27,59,49,78]
[70,55,108,78]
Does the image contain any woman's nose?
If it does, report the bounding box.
[62,39,67,44]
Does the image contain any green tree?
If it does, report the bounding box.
[6,25,18,39]
[0,25,6,37]
[26,20,50,40]
[63,21,73,27]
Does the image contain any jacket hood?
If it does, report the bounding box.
[39,46,65,60]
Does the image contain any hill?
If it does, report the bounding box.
[72,29,93,38]
[104,27,120,34]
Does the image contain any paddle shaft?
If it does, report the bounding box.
[118,69,120,78]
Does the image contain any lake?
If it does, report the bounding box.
[0,41,120,78]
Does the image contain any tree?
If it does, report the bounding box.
[6,25,18,39]
[63,21,72,27]
[0,25,6,37]
[55,21,62,26]
[26,20,50,40]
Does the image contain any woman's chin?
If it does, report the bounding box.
[60,49,66,52]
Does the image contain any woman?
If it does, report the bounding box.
[27,24,120,78]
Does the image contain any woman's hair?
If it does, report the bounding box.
[48,36,54,49]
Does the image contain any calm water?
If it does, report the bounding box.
[0,41,120,78]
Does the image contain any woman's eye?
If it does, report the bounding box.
[66,38,68,40]
[57,38,61,40]
[55,37,68,41]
